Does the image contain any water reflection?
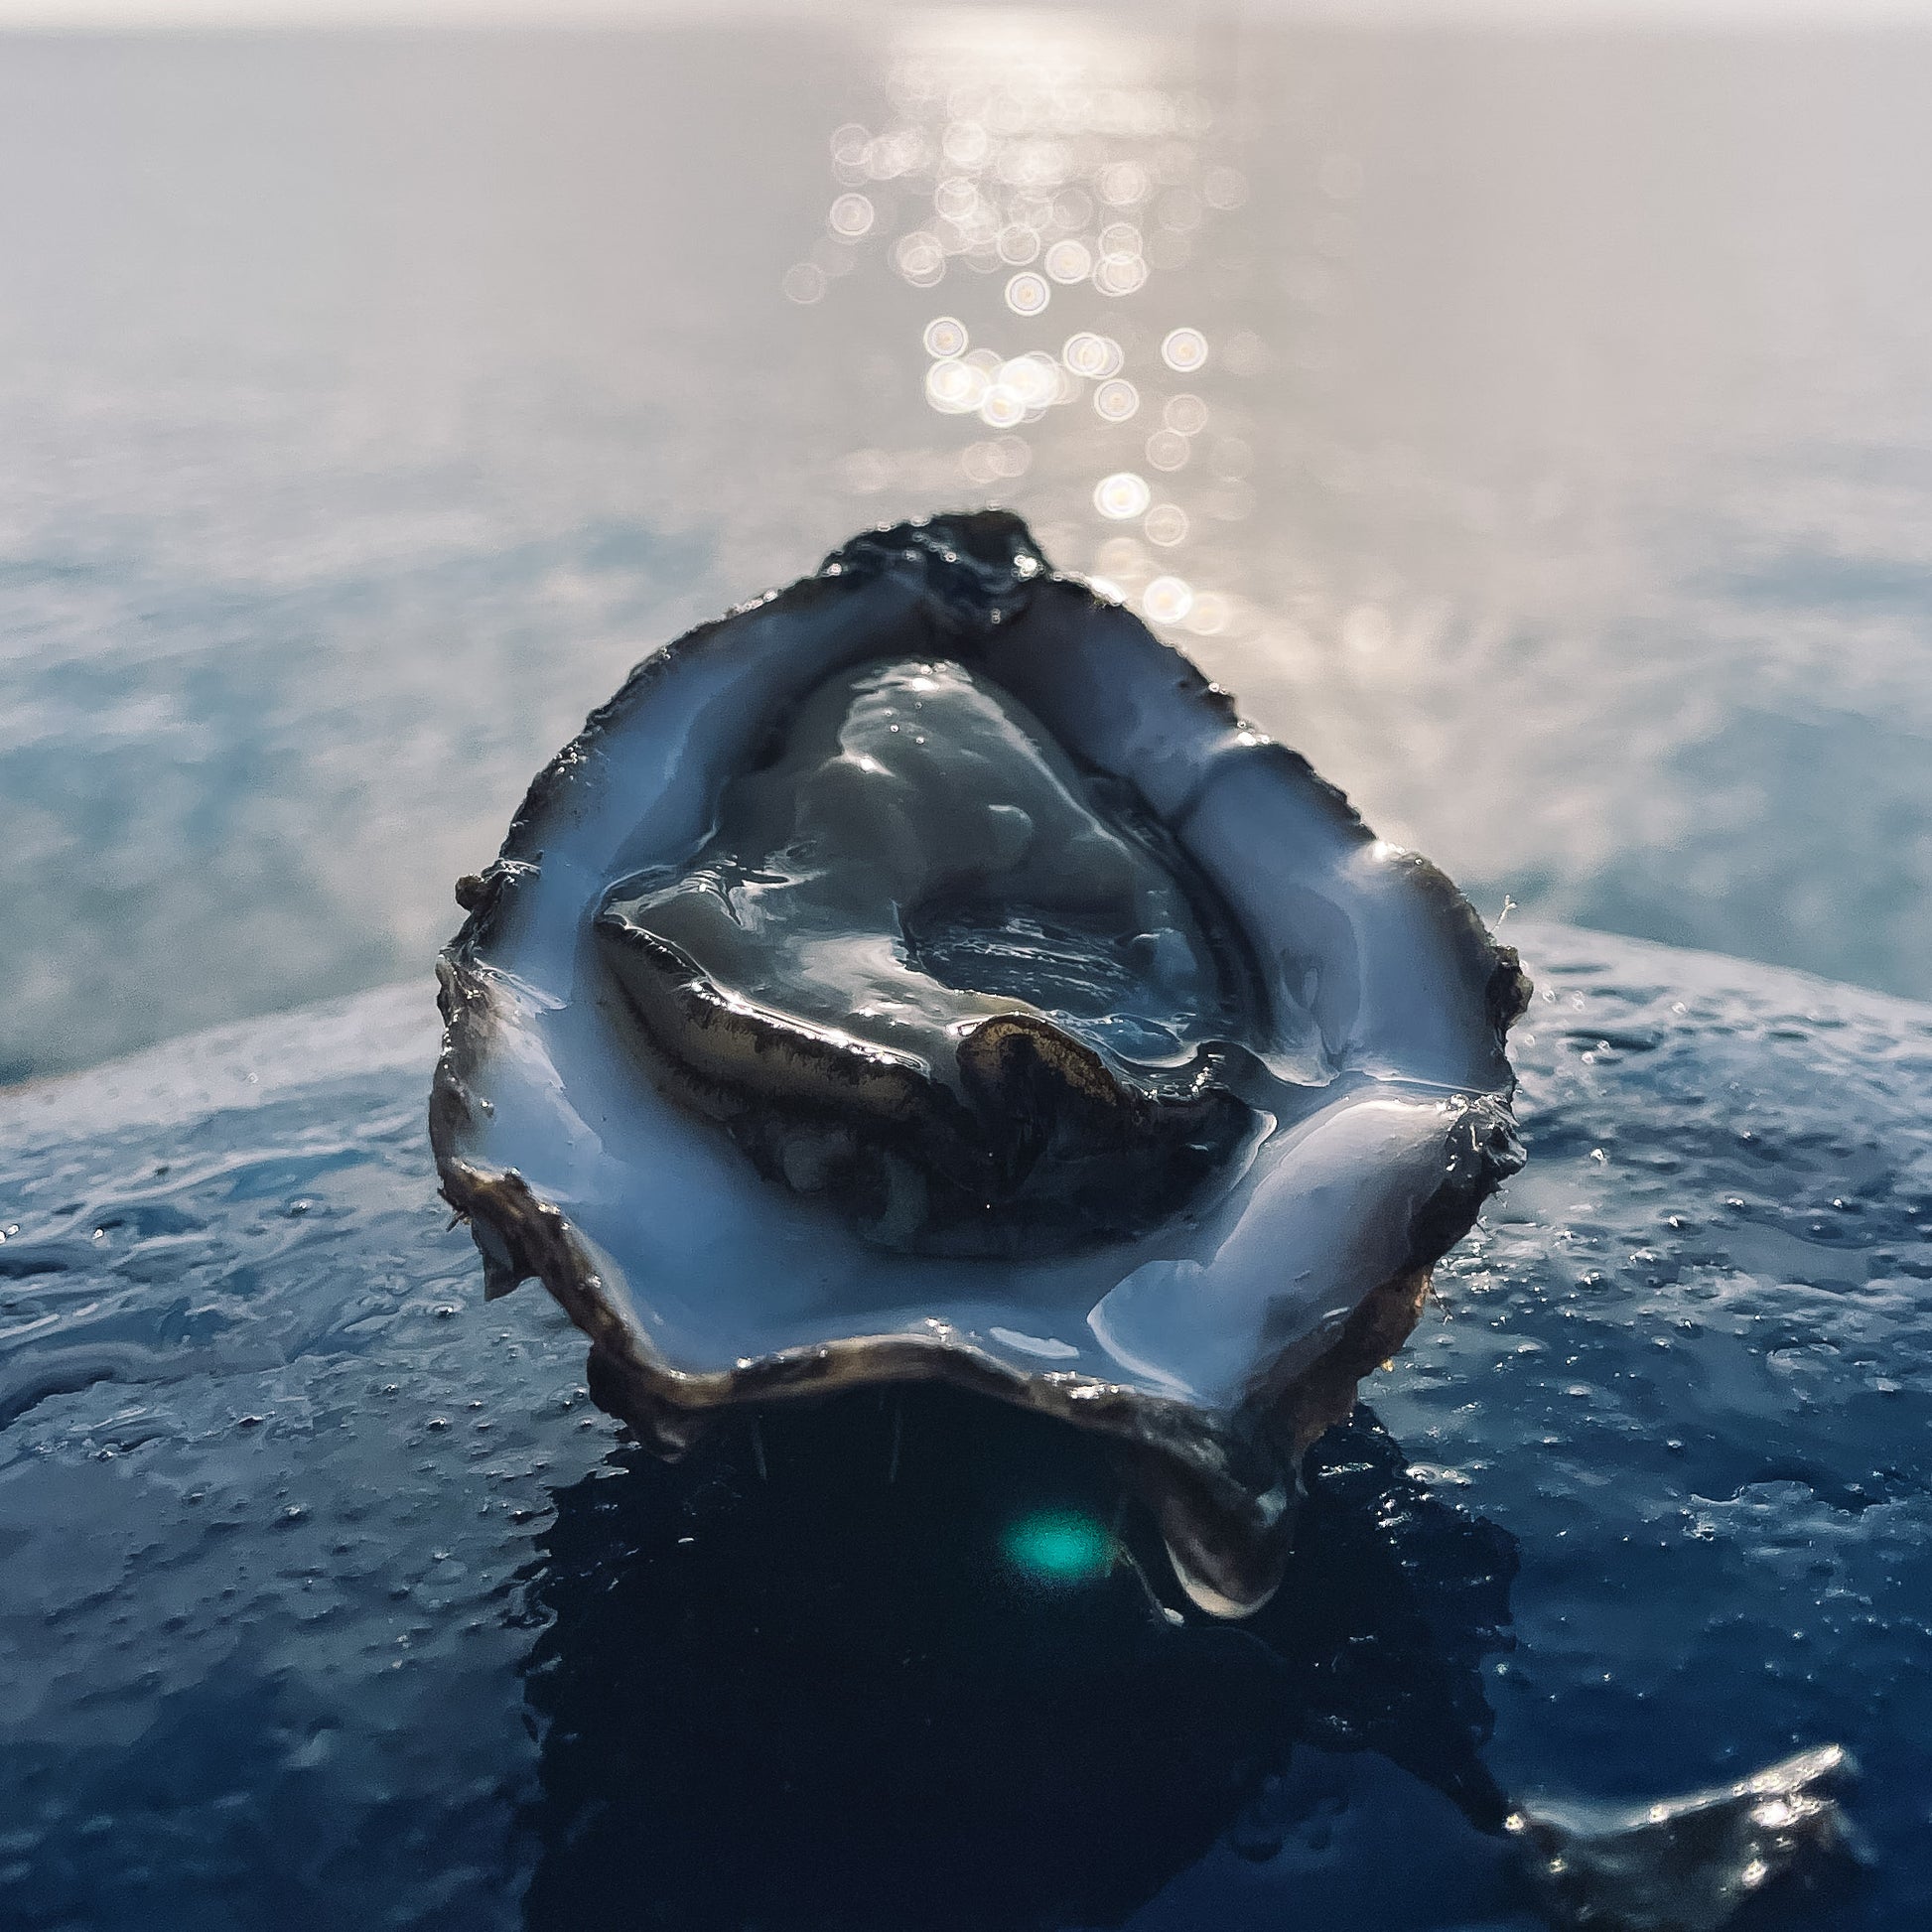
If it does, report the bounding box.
[517,1393,1516,1930]
[774,14,1932,1018]
[790,13,1266,649]
[6,23,1932,1080]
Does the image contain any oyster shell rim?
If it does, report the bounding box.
[428,509,1531,1615]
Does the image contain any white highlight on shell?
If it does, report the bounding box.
[990,1325,1084,1361]
[1088,1098,1461,1403]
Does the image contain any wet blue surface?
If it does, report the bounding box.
[1,921,1927,1929]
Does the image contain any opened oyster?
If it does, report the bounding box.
[431,512,1528,1615]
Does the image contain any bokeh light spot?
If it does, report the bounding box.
[1143,574,1194,622]
[1043,237,1093,285]
[980,384,1027,429]
[1202,165,1249,210]
[1164,392,1208,436]
[997,223,1041,266]
[943,118,991,169]
[1094,253,1149,297]
[1062,331,1122,379]
[1162,327,1208,372]
[925,357,987,415]
[896,232,947,288]
[1094,472,1153,520]
[781,263,826,305]
[1144,503,1188,546]
[1185,591,1231,635]
[1005,271,1050,317]
[923,316,969,358]
[1054,186,1094,229]
[1000,354,1058,409]
[1146,428,1190,472]
[934,176,980,221]
[828,193,875,239]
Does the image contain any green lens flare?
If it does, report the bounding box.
[1001,1510,1115,1586]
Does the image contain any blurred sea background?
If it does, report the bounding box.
[3,0,1931,1083]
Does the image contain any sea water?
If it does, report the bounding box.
[2,16,1931,1081]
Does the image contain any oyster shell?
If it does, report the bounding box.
[430,511,1528,1615]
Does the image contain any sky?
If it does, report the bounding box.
[3,0,1932,29]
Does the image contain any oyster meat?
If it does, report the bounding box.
[431,512,1528,1615]
[596,653,1258,1258]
